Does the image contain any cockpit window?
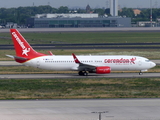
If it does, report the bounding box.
[145,60,150,62]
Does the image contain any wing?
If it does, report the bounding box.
[72,53,96,71]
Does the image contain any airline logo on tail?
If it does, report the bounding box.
[12,32,30,56]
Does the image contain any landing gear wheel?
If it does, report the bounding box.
[83,72,88,76]
[139,72,143,75]
[78,71,88,76]
[78,71,84,76]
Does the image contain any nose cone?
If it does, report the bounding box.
[150,62,156,68]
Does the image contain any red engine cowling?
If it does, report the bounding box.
[96,66,111,74]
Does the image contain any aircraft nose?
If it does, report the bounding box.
[150,62,156,68]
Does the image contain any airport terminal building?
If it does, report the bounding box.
[26,14,131,28]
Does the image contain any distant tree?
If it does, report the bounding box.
[138,9,150,20]
[52,8,58,13]
[94,8,105,16]
[57,6,69,13]
[77,8,86,13]
[104,8,111,16]
[119,8,134,18]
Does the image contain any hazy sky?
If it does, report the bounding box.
[0,0,159,8]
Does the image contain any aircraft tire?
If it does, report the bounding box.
[78,71,84,76]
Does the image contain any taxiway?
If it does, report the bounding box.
[0,99,160,120]
[0,73,160,79]
[2,27,160,33]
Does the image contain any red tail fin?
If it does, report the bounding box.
[10,29,46,59]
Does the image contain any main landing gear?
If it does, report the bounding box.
[139,70,143,75]
[78,71,88,76]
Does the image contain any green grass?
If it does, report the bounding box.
[0,78,160,99]
[1,32,160,44]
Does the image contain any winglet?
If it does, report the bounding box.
[48,51,54,55]
[72,53,80,63]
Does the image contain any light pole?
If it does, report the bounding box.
[92,111,108,120]
[150,0,152,27]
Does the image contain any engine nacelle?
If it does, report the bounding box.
[96,66,111,74]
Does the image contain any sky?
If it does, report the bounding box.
[0,0,159,8]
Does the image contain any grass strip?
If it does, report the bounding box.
[0,78,160,100]
[1,32,160,44]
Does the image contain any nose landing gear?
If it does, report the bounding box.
[139,72,143,75]
[139,70,148,75]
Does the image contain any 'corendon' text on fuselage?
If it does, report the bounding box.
[104,58,136,64]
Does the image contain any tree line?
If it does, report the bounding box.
[0,5,160,26]
[0,6,70,25]
[119,8,160,23]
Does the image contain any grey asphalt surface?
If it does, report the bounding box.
[1,27,160,33]
[0,73,160,79]
[0,61,22,66]
[0,99,160,120]
[2,45,160,50]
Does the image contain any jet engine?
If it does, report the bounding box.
[96,66,111,74]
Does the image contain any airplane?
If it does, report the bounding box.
[6,29,156,76]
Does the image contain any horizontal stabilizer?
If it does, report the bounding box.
[6,55,14,59]
[6,55,28,60]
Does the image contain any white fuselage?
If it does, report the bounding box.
[23,55,156,72]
